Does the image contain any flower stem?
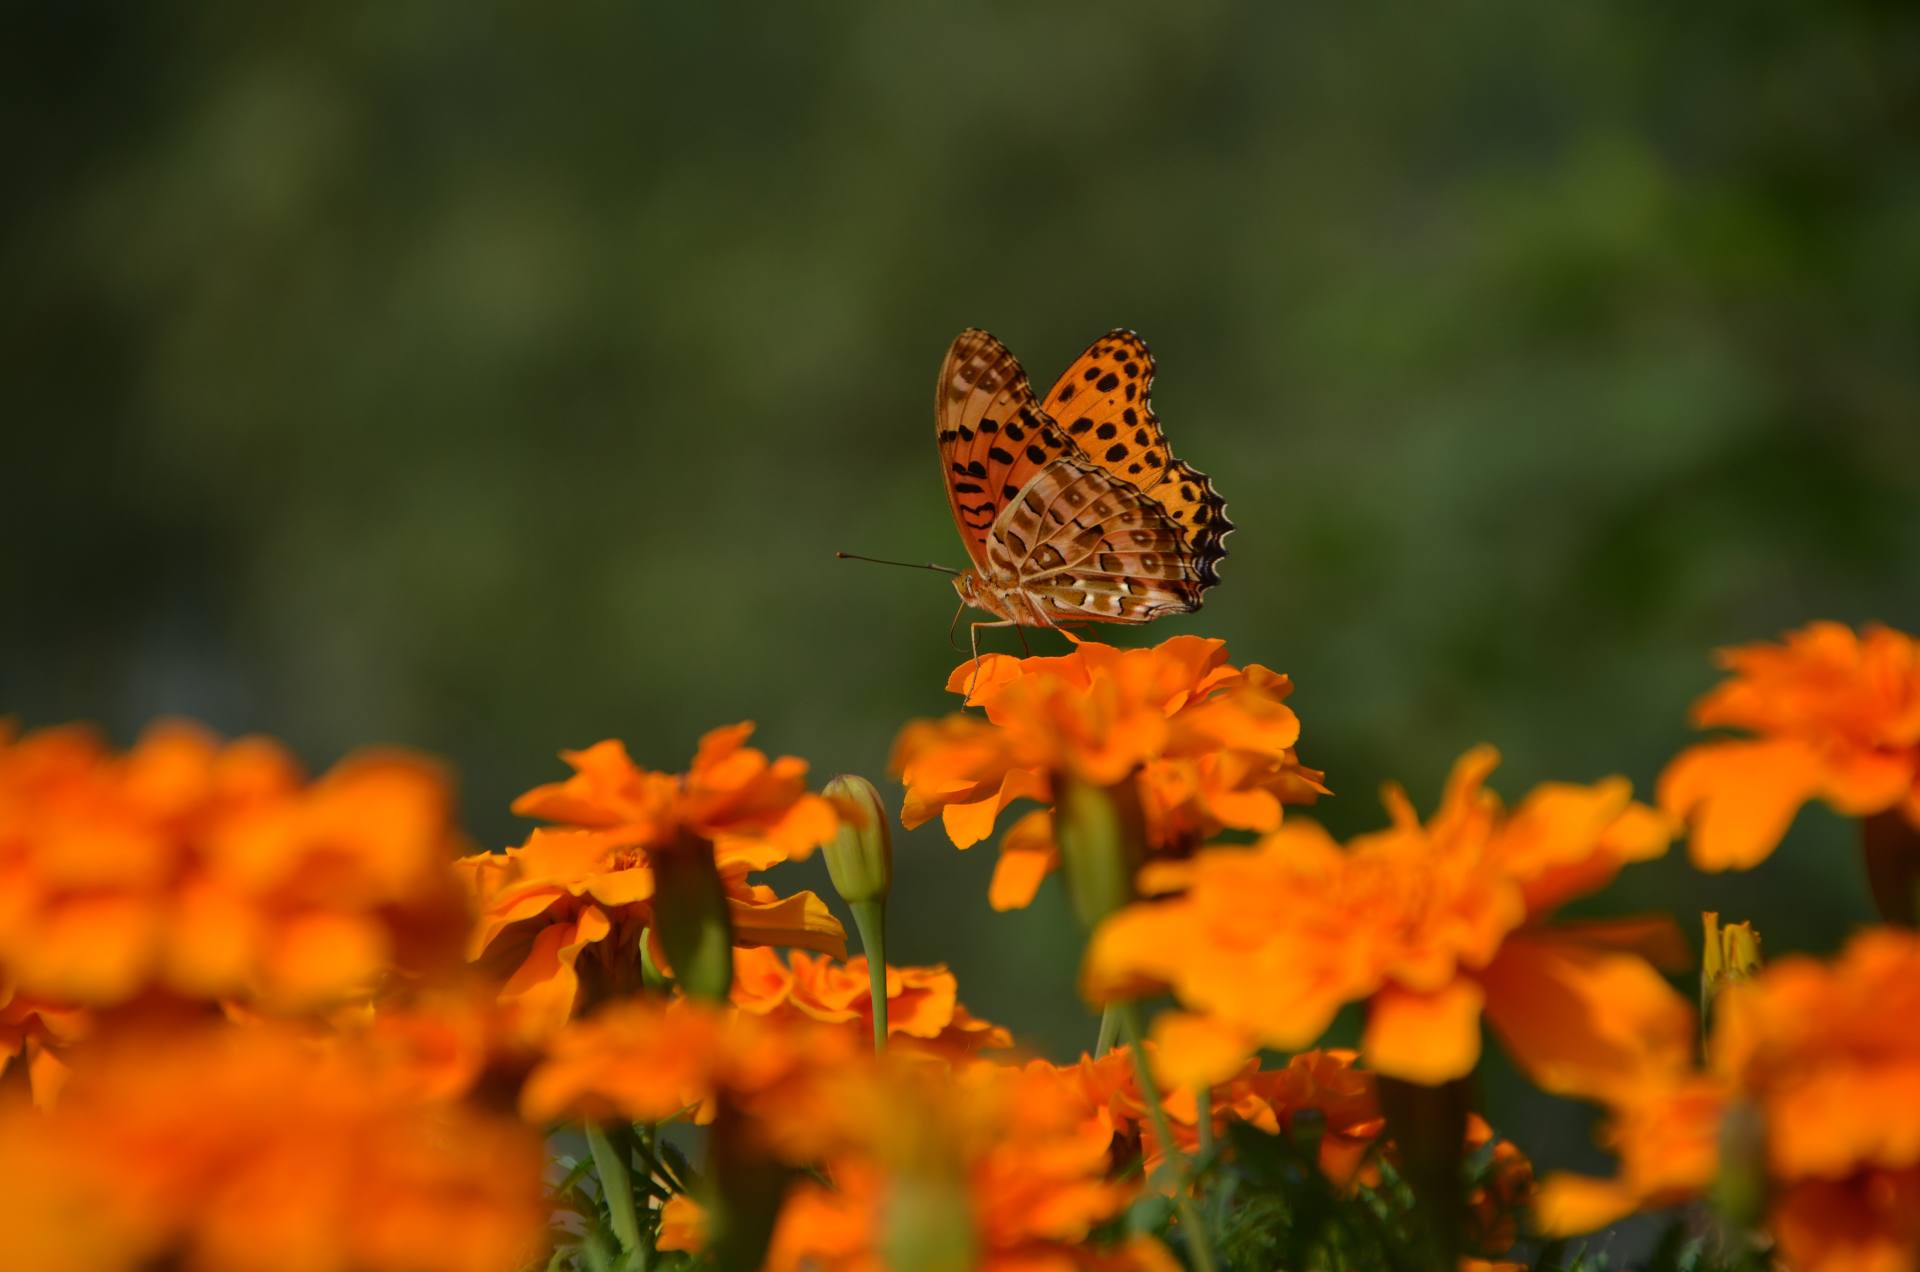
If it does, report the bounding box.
[851,898,889,1052]
[585,1122,642,1258]
[1095,1005,1120,1057]
[1196,1086,1214,1160]
[1115,1002,1216,1272]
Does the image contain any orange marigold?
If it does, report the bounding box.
[0,987,88,1108]
[731,946,1011,1058]
[663,1056,1169,1272]
[1659,622,1920,871]
[1540,928,1920,1272]
[460,723,845,1040]
[1087,746,1690,1095]
[0,719,468,1014]
[0,1022,548,1272]
[1034,1045,1385,1187]
[891,636,1327,910]
[520,995,860,1162]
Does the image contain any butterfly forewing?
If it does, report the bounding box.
[1045,330,1171,480]
[1043,330,1233,587]
[935,330,1078,572]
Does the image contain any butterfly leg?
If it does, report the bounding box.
[946,599,969,653]
[965,620,1021,702]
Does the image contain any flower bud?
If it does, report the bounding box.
[1701,912,1762,1025]
[822,775,893,906]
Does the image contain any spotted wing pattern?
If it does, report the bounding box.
[984,456,1210,622]
[1042,330,1232,586]
[935,330,1078,572]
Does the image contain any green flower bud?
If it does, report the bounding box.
[1701,911,1762,1028]
[822,774,893,906]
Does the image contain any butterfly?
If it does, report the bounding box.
[933,328,1232,655]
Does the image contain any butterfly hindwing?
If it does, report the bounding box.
[936,330,1077,573]
[985,457,1209,623]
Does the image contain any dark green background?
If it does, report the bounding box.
[6,0,1918,1216]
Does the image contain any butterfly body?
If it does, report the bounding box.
[936,328,1231,635]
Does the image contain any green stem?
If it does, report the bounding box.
[1115,1002,1217,1272]
[851,898,889,1052]
[1095,1004,1120,1057]
[585,1122,642,1257]
[1196,1085,1214,1160]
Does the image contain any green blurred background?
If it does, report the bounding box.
[6,0,1918,1217]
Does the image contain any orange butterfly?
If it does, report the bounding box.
[932,328,1232,655]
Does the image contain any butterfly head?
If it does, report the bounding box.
[951,569,983,607]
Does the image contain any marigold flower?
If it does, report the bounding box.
[520,995,861,1161]
[0,988,88,1107]
[1540,928,1920,1272]
[1659,622,1920,872]
[512,723,838,870]
[0,1022,548,1272]
[1033,1045,1387,1187]
[664,1056,1168,1272]
[0,719,469,1014]
[731,947,1011,1058]
[891,637,1327,910]
[461,723,846,1038]
[1087,746,1690,1096]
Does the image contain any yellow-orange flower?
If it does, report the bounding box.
[0,719,468,1014]
[1659,622,1920,870]
[512,723,838,870]
[731,947,1011,1058]
[664,1056,1169,1272]
[891,637,1327,909]
[0,1022,548,1272]
[0,988,88,1107]
[1541,929,1920,1272]
[1088,746,1690,1096]
[461,723,845,1040]
[520,995,860,1161]
[1034,1045,1385,1187]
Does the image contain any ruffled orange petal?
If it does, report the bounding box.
[728,889,848,960]
[1478,931,1693,1101]
[1659,737,1824,870]
[1361,978,1485,1085]
[1149,1012,1257,1090]
[988,809,1057,911]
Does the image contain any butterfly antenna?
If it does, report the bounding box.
[836,552,959,575]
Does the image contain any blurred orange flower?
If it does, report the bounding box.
[0,719,468,1015]
[0,988,88,1107]
[891,637,1327,909]
[1035,1045,1385,1186]
[666,1056,1168,1272]
[731,947,1011,1058]
[1659,622,1920,870]
[1541,928,1920,1272]
[461,723,846,1040]
[0,1022,547,1272]
[520,995,860,1161]
[1087,746,1690,1095]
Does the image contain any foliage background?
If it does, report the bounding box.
[6,0,1918,1225]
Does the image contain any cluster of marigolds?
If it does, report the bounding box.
[1,621,1917,1272]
